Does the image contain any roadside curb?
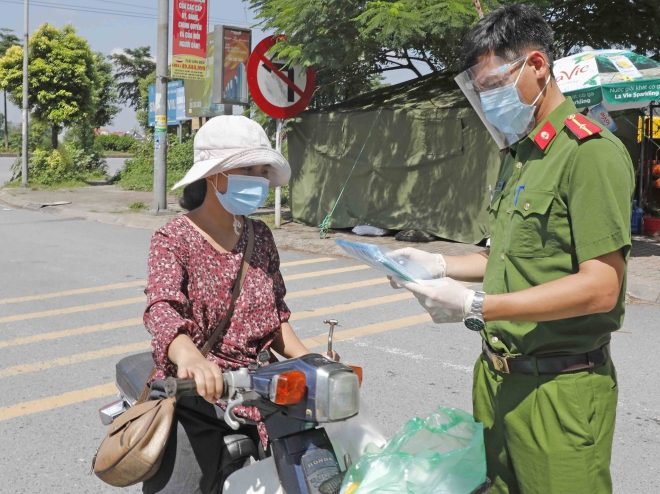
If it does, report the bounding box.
[2,187,659,304]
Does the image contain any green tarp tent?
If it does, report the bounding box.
[288,72,502,244]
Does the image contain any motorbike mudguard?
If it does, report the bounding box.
[222,457,284,494]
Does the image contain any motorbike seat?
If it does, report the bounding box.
[219,434,258,478]
[115,352,154,405]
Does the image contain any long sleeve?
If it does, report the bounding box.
[264,227,291,323]
[143,231,204,377]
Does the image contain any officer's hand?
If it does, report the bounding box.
[391,276,475,324]
[390,248,446,278]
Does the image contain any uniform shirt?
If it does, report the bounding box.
[483,97,634,356]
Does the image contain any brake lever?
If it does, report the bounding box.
[224,395,247,430]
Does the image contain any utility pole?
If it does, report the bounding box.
[152,0,169,211]
[275,118,283,227]
[21,0,29,187]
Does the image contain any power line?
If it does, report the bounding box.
[0,0,248,25]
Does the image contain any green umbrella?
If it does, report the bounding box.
[554,49,660,110]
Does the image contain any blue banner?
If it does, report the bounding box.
[148,80,184,126]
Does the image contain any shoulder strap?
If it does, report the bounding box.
[201,218,255,356]
[137,219,255,404]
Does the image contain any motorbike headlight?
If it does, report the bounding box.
[327,370,360,421]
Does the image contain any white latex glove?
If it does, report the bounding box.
[391,276,475,324]
[391,248,447,278]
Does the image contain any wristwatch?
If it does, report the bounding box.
[464,291,486,331]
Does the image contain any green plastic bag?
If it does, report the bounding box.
[340,406,486,494]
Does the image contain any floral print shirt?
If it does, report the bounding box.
[143,216,290,447]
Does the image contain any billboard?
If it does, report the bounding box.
[148,80,184,126]
[185,35,225,118]
[172,0,208,80]
[213,26,251,105]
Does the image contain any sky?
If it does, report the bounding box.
[0,0,420,131]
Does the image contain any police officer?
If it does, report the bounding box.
[390,5,634,494]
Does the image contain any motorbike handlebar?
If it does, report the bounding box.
[164,375,234,401]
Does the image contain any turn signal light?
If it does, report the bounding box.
[270,371,307,405]
[349,366,363,387]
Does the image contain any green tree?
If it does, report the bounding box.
[108,47,156,110]
[0,24,99,149]
[519,0,660,59]
[246,0,497,107]
[0,28,20,150]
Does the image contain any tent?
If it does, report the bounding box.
[288,72,502,244]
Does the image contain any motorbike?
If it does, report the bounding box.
[97,319,380,494]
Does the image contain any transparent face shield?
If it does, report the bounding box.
[455,56,534,149]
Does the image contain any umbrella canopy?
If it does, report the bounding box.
[554,49,660,111]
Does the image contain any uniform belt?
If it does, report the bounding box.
[482,340,610,375]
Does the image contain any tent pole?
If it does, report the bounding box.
[639,108,647,207]
[275,118,283,228]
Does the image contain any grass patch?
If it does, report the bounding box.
[128,201,148,212]
[254,213,276,229]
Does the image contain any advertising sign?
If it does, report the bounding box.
[148,80,184,126]
[185,35,225,118]
[172,0,208,80]
[247,35,316,119]
[213,26,251,105]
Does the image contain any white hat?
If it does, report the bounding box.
[171,115,291,190]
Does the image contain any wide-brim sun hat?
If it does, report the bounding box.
[171,115,291,190]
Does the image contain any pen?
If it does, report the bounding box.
[514,185,525,206]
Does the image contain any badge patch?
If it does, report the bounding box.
[495,181,505,192]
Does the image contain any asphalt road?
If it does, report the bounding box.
[0,157,126,187]
[0,208,658,493]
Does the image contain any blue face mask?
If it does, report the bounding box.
[214,173,270,217]
[479,60,550,138]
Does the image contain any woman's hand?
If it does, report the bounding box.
[176,354,224,404]
[168,334,223,404]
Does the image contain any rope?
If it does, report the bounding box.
[318,108,384,239]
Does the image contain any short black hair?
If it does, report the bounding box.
[459,4,554,72]
[179,179,207,211]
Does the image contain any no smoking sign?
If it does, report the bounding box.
[247,35,316,119]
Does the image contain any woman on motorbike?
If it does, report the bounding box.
[142,116,313,493]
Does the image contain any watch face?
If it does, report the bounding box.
[465,316,485,332]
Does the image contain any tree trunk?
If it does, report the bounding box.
[51,125,58,149]
[3,91,8,151]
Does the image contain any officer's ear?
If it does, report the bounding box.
[528,51,550,81]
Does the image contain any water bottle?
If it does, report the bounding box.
[631,200,643,234]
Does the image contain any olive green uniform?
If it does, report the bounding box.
[475,97,634,494]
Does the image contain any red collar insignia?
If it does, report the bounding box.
[534,121,556,151]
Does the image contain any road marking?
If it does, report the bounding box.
[0,383,117,422]
[0,297,145,325]
[0,265,369,325]
[0,279,389,348]
[0,318,143,349]
[286,278,387,300]
[0,342,150,379]
[281,257,335,267]
[0,313,433,421]
[0,281,147,305]
[0,292,415,377]
[284,265,369,281]
[290,292,412,321]
[301,313,431,348]
[0,258,335,306]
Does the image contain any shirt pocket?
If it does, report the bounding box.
[507,189,556,258]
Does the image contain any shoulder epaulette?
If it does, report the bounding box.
[564,113,602,140]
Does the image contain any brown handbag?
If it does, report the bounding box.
[92,219,255,487]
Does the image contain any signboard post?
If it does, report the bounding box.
[172,0,208,80]
[247,35,316,227]
[213,26,251,106]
